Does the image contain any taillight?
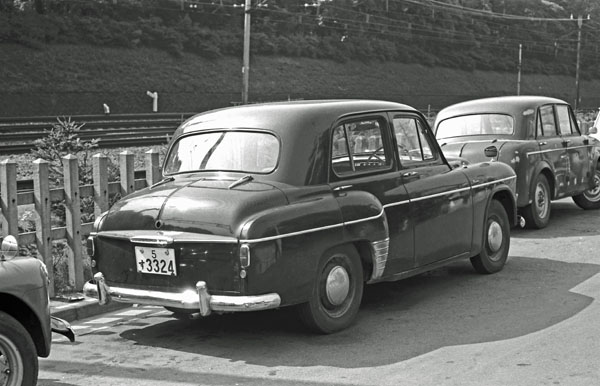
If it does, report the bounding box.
[87,236,95,258]
[239,244,250,268]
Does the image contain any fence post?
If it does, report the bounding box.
[119,151,134,196]
[145,149,162,187]
[93,154,109,217]
[63,154,84,291]
[33,159,54,297]
[0,160,18,237]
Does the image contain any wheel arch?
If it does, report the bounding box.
[0,293,49,357]
[490,187,518,227]
[526,163,555,202]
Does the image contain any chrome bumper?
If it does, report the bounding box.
[83,272,281,316]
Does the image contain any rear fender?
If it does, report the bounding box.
[239,193,344,305]
[524,162,555,206]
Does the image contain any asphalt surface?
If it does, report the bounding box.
[41,198,600,386]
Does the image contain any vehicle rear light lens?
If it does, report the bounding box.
[87,236,95,257]
[240,244,250,268]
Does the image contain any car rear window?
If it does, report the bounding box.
[164,130,279,174]
[436,114,514,139]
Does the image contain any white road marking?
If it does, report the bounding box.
[115,309,153,316]
[84,317,122,324]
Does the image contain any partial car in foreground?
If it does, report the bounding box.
[435,96,600,229]
[85,100,517,333]
[0,235,75,386]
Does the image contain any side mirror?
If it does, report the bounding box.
[0,235,19,261]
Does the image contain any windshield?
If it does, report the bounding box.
[164,130,279,175]
[436,113,514,139]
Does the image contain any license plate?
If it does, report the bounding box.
[134,247,177,276]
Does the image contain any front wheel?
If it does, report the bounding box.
[0,311,38,386]
[573,167,600,210]
[522,173,551,229]
[298,245,364,334]
[471,200,510,274]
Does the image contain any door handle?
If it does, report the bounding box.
[562,139,571,146]
[538,141,547,146]
[402,171,419,177]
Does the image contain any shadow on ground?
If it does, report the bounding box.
[513,199,600,238]
[115,256,599,368]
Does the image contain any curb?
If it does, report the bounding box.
[50,295,131,323]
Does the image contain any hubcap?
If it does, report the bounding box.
[584,172,600,202]
[326,266,350,306]
[0,335,23,386]
[534,182,549,219]
[487,220,503,255]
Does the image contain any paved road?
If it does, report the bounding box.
[39,199,600,386]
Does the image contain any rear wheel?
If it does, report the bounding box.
[522,174,551,229]
[298,245,363,334]
[0,311,38,386]
[471,200,510,274]
[573,167,600,209]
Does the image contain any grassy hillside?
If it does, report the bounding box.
[2,43,600,117]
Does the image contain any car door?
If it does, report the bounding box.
[329,114,414,273]
[555,104,592,195]
[535,104,569,199]
[390,113,473,267]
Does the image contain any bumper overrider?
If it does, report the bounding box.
[83,272,281,316]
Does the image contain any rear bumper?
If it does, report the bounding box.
[83,272,281,316]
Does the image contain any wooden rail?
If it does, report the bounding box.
[0,113,196,154]
[0,151,162,296]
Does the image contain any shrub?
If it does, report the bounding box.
[31,116,99,185]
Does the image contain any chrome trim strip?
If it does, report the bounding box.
[100,176,515,245]
[411,186,471,202]
[471,175,516,189]
[240,222,344,243]
[130,235,174,246]
[239,176,515,243]
[383,199,410,209]
[527,145,591,156]
[440,139,528,145]
[83,274,281,313]
[343,210,385,226]
[100,231,238,244]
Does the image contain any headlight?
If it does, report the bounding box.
[0,235,18,261]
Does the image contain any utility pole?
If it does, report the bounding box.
[574,15,583,110]
[241,0,251,104]
[517,44,522,95]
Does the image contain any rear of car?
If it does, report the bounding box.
[435,96,600,229]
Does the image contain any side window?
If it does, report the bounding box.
[331,118,391,176]
[538,105,557,137]
[556,105,574,136]
[393,117,437,164]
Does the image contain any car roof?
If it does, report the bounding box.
[170,99,420,186]
[435,95,569,124]
[176,99,417,137]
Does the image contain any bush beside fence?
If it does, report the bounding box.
[0,150,162,297]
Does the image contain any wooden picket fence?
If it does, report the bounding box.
[0,150,162,297]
